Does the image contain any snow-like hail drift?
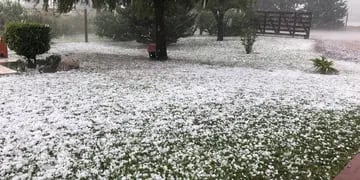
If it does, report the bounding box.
[1,36,360,179]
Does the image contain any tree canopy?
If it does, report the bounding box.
[304,0,347,28]
[256,0,304,11]
[256,0,348,28]
[202,0,250,41]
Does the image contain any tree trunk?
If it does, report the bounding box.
[26,58,36,68]
[43,0,49,11]
[154,0,168,60]
[215,11,225,41]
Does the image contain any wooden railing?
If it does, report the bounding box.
[256,11,313,39]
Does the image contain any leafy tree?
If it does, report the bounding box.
[124,0,170,60]
[117,1,196,44]
[153,0,167,60]
[304,0,347,29]
[0,1,26,32]
[202,0,248,41]
[256,0,303,11]
[255,0,347,29]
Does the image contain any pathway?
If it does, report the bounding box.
[334,154,360,180]
[0,58,17,75]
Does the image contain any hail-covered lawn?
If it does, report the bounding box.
[1,36,360,179]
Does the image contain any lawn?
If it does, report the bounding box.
[1,36,360,179]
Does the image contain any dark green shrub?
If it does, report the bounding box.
[311,56,339,74]
[39,54,62,73]
[5,22,51,68]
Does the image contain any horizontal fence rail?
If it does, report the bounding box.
[256,11,313,39]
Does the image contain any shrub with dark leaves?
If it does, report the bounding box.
[5,22,51,68]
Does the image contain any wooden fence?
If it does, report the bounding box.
[256,11,312,39]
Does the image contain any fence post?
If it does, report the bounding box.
[345,12,349,31]
[263,12,267,34]
[293,12,297,37]
[84,8,88,43]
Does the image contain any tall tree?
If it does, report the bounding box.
[203,0,247,41]
[255,0,347,29]
[153,0,167,60]
[130,0,168,59]
[304,0,347,29]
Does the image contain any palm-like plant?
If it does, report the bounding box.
[311,56,339,75]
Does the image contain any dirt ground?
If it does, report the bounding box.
[311,30,360,62]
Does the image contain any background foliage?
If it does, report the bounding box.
[94,2,197,44]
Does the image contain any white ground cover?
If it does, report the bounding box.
[1,36,360,179]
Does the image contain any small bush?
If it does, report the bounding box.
[311,56,339,74]
[240,9,257,54]
[5,22,51,68]
[240,27,257,54]
[38,54,62,73]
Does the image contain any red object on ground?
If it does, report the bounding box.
[0,37,8,58]
[147,43,156,53]
[334,154,360,180]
